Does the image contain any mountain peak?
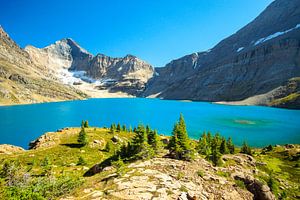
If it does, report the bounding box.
[124,54,137,59]
[51,38,92,56]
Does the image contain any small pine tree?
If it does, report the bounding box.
[110,124,114,133]
[122,124,127,132]
[207,131,212,145]
[197,132,211,156]
[146,125,151,134]
[220,137,229,154]
[129,126,132,133]
[168,114,192,160]
[210,137,222,166]
[177,114,190,151]
[240,141,252,155]
[227,137,235,154]
[148,130,160,151]
[117,123,121,132]
[84,120,89,128]
[81,120,85,128]
[78,127,88,146]
[214,133,222,146]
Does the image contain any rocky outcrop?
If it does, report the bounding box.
[144,0,300,108]
[101,158,253,200]
[234,174,276,200]
[29,132,61,150]
[0,144,25,154]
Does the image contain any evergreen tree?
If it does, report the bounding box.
[214,133,222,147]
[146,125,151,135]
[220,137,229,154]
[168,123,183,159]
[240,141,252,155]
[110,124,115,133]
[117,123,121,132]
[133,124,147,145]
[227,137,235,154]
[129,126,132,133]
[84,120,89,128]
[131,124,154,159]
[207,131,212,146]
[78,127,88,146]
[81,120,85,128]
[168,114,192,160]
[122,125,127,132]
[112,123,116,130]
[177,114,190,151]
[197,132,211,156]
[210,136,222,166]
[148,130,160,151]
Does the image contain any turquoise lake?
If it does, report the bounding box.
[1,98,300,149]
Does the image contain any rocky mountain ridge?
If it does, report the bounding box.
[25,39,154,96]
[0,26,87,105]
[144,0,300,108]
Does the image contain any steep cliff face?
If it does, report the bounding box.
[26,39,154,96]
[26,38,92,71]
[0,26,87,105]
[144,0,300,107]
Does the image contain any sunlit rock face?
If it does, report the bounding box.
[0,27,87,105]
[25,39,154,96]
[144,0,300,107]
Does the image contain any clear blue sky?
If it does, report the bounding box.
[0,0,273,67]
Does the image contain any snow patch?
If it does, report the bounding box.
[117,67,123,71]
[155,72,159,76]
[237,47,244,52]
[57,69,97,85]
[254,23,300,46]
[193,60,198,69]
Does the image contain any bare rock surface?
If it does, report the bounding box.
[0,144,25,154]
[144,0,300,108]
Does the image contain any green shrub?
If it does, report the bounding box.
[235,180,246,189]
[104,141,114,153]
[176,172,184,180]
[196,170,204,177]
[267,175,279,195]
[216,171,230,177]
[77,156,86,166]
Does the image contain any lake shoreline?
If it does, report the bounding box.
[1,96,299,110]
[1,126,299,151]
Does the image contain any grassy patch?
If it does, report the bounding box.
[196,170,205,177]
[216,170,230,178]
[234,180,246,189]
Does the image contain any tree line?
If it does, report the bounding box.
[78,115,253,167]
